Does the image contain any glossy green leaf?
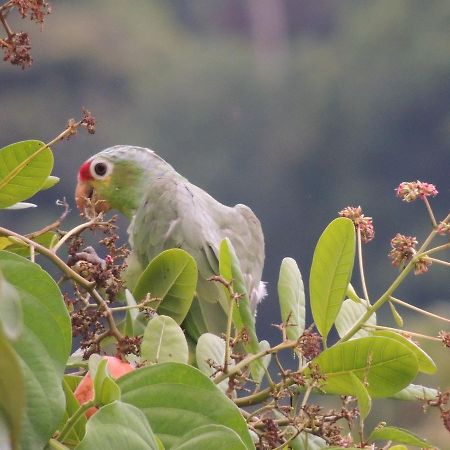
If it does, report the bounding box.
[60,376,86,445]
[90,355,121,406]
[335,299,375,339]
[349,372,371,420]
[391,383,438,401]
[219,239,260,354]
[75,401,160,450]
[307,336,418,397]
[118,362,254,450]
[388,446,408,450]
[133,249,197,324]
[372,330,436,374]
[0,140,54,208]
[196,333,230,392]
[0,231,58,257]
[0,272,22,340]
[0,251,71,450]
[141,315,189,364]
[40,175,60,190]
[310,218,355,340]
[277,257,305,339]
[369,425,434,448]
[172,424,247,450]
[0,334,25,450]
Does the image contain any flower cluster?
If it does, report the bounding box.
[339,206,375,243]
[388,233,417,268]
[10,0,51,23]
[1,0,51,69]
[388,233,432,275]
[396,181,438,202]
[437,221,450,236]
[1,31,32,69]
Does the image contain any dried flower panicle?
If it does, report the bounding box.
[396,180,438,202]
[1,31,32,69]
[339,206,375,243]
[1,1,52,69]
[10,0,51,24]
[297,329,322,361]
[81,108,96,134]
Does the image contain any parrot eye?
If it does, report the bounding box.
[90,158,112,179]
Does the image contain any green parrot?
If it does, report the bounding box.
[75,145,266,340]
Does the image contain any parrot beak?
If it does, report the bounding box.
[75,180,110,216]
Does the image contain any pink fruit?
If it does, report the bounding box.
[74,356,134,417]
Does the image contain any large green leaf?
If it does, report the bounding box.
[307,336,418,397]
[372,330,436,374]
[133,249,197,324]
[118,362,254,450]
[277,257,305,340]
[0,251,71,450]
[141,315,189,364]
[172,424,247,450]
[0,140,54,208]
[310,218,355,340]
[335,299,375,340]
[0,334,25,450]
[75,401,160,450]
[369,425,435,448]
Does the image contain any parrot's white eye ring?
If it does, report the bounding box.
[90,158,112,179]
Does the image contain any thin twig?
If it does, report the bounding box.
[357,227,370,303]
[25,199,70,240]
[362,324,442,342]
[390,296,450,324]
[422,197,437,228]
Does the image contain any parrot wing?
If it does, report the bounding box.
[128,175,265,338]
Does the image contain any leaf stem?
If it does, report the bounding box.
[426,257,450,268]
[215,339,297,386]
[389,296,450,323]
[422,197,437,228]
[57,400,96,443]
[362,324,442,342]
[357,227,370,303]
[0,120,83,193]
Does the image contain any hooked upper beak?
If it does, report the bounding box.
[75,180,110,216]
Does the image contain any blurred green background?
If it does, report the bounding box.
[1,0,449,445]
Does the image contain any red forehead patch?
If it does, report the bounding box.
[78,160,92,181]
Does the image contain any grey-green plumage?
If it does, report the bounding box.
[76,145,265,339]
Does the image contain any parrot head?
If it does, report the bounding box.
[75,145,171,218]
